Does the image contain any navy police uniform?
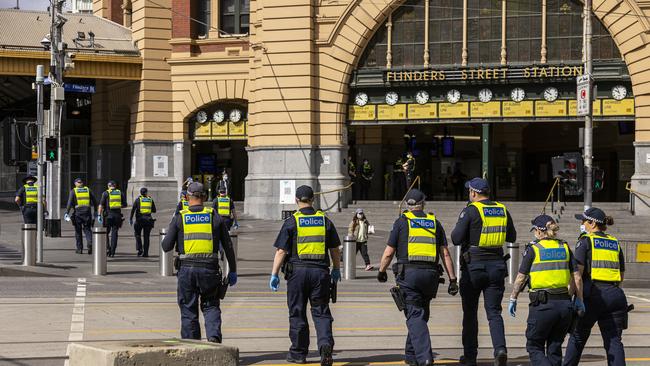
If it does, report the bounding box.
[99,185,127,257]
[65,181,98,253]
[15,178,39,224]
[130,190,157,257]
[212,194,235,230]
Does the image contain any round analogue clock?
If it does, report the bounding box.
[196,110,208,124]
[612,85,627,101]
[447,89,461,104]
[510,87,525,103]
[213,110,225,123]
[478,88,493,103]
[354,92,369,106]
[385,91,399,106]
[229,109,242,123]
[415,90,430,105]
[543,87,559,102]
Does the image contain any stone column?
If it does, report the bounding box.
[631,142,650,215]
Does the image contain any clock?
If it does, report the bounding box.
[611,85,627,101]
[196,110,208,124]
[355,92,369,106]
[213,110,225,123]
[478,88,493,103]
[415,90,430,105]
[543,87,559,102]
[446,89,461,104]
[385,91,399,106]
[510,87,525,102]
[229,109,242,123]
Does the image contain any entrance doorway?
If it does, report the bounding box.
[191,140,248,201]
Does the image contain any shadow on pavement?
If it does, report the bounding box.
[107,270,148,275]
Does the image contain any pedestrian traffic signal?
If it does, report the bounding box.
[45,138,57,162]
[594,168,605,192]
[551,152,584,196]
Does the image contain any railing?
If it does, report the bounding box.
[626,182,650,215]
[397,176,421,214]
[315,182,354,213]
[541,177,567,221]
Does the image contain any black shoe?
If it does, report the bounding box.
[207,336,221,343]
[75,249,82,254]
[494,350,507,366]
[137,251,143,257]
[320,345,333,366]
[460,355,477,366]
[286,355,306,364]
[87,248,92,255]
[142,254,149,258]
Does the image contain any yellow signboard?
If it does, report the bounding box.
[470,102,501,118]
[408,104,437,119]
[439,102,469,119]
[602,99,635,116]
[349,105,376,121]
[502,101,534,117]
[229,121,246,135]
[636,243,650,263]
[212,121,228,136]
[377,104,407,120]
[535,100,567,117]
[568,100,601,116]
[195,122,211,137]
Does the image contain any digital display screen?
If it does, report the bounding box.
[442,137,455,157]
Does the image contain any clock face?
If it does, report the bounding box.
[510,87,525,102]
[478,88,493,103]
[385,91,399,106]
[213,110,225,123]
[543,87,559,102]
[415,90,430,105]
[229,109,242,122]
[196,110,208,124]
[612,85,627,101]
[354,92,369,106]
[447,89,461,104]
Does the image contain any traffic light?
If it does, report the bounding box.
[45,138,58,162]
[551,153,584,196]
[594,168,605,192]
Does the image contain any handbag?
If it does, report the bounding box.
[368,225,375,235]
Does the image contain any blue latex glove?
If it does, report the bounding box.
[228,272,237,287]
[269,274,280,291]
[64,213,71,222]
[508,298,517,317]
[97,215,103,225]
[233,221,240,230]
[575,298,586,315]
[129,218,134,226]
[331,268,341,283]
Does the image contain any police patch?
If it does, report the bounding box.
[184,213,211,225]
[409,218,435,229]
[483,207,505,217]
[539,248,568,261]
[593,238,619,251]
[459,211,466,219]
[298,217,324,227]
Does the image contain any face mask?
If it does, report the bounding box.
[579,224,586,234]
[223,175,228,180]
[357,214,363,219]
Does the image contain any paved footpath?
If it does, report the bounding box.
[1,208,650,365]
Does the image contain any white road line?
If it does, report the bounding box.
[65,278,87,366]
[629,295,650,303]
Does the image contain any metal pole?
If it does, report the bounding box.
[507,242,520,285]
[35,65,45,263]
[583,0,594,210]
[343,235,356,280]
[92,226,107,275]
[224,232,238,276]
[454,245,461,280]
[22,224,36,266]
[159,228,173,276]
[481,123,490,180]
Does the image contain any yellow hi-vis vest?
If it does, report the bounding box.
[181,199,189,209]
[217,196,231,216]
[588,233,621,282]
[139,196,152,214]
[24,184,38,204]
[294,211,327,260]
[470,201,508,248]
[181,207,214,254]
[107,189,122,209]
[404,211,437,262]
[529,239,571,291]
[74,187,90,207]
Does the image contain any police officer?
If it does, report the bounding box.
[129,187,156,257]
[98,180,127,257]
[563,208,628,366]
[377,189,457,366]
[451,177,516,366]
[175,190,190,216]
[269,185,340,366]
[64,178,98,254]
[15,175,45,224]
[213,188,237,230]
[161,182,237,342]
[508,215,585,366]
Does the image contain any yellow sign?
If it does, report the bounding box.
[229,121,246,135]
[408,104,437,119]
[439,102,469,118]
[377,104,407,120]
[349,105,376,121]
[535,100,567,117]
[636,243,650,263]
[568,100,601,116]
[195,122,211,137]
[212,121,228,136]
[602,99,634,116]
[502,101,534,117]
[470,102,501,118]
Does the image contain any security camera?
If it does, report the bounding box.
[41,36,51,50]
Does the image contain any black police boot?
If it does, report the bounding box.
[319,345,333,366]
[75,249,82,254]
[207,336,221,343]
[494,349,507,366]
[87,247,92,255]
[459,355,477,366]
[286,355,306,364]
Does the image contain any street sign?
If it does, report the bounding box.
[576,75,591,116]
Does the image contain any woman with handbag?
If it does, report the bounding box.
[348,208,374,271]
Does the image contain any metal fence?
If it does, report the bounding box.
[620,240,650,263]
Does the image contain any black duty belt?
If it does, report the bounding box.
[292,262,328,269]
[592,280,619,288]
[529,291,570,302]
[180,260,219,269]
[403,262,437,269]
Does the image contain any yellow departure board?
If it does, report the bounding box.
[439,102,469,118]
[195,122,211,138]
[230,121,246,135]
[377,104,407,120]
[535,100,567,117]
[349,105,376,121]
[502,101,534,117]
[408,104,437,119]
[568,100,601,116]
[470,102,501,118]
[212,121,228,136]
[602,99,635,116]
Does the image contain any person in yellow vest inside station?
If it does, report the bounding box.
[98,180,127,257]
[64,177,98,254]
[129,187,157,257]
[508,214,584,366]
[564,208,629,366]
[15,175,46,225]
[212,188,237,230]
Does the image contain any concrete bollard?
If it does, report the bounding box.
[92,226,107,276]
[223,232,238,276]
[159,228,174,276]
[507,242,520,285]
[343,235,356,280]
[22,224,36,266]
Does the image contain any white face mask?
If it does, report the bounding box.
[223,175,228,180]
[580,224,586,234]
[357,213,363,219]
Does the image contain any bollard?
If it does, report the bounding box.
[453,244,461,280]
[92,226,107,276]
[22,224,36,266]
[343,235,356,280]
[159,228,174,276]
[507,242,520,285]
[223,232,238,276]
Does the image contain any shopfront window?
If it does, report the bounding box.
[220,0,250,35]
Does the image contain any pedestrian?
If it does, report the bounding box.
[269,185,341,366]
[451,167,467,201]
[509,214,585,366]
[98,180,127,257]
[217,171,232,197]
[451,177,516,366]
[212,188,237,231]
[563,208,629,366]
[176,190,190,216]
[347,156,357,200]
[393,157,406,199]
[403,152,416,188]
[15,175,46,224]
[64,178,98,254]
[129,187,156,257]
[347,208,373,271]
[360,159,374,200]
[377,188,457,366]
[161,182,237,343]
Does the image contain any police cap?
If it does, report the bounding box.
[140,187,148,195]
[74,177,84,184]
[531,214,555,232]
[22,175,37,184]
[465,177,489,193]
[575,207,606,224]
[404,189,426,205]
[187,182,204,197]
[295,185,314,201]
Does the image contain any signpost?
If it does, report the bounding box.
[576,74,591,117]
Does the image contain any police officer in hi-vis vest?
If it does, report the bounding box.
[451,178,516,366]
[98,180,127,257]
[161,182,237,342]
[64,177,98,254]
[269,185,341,366]
[509,215,585,366]
[15,175,45,224]
[563,208,628,366]
[129,187,157,257]
[213,188,237,230]
[377,189,457,366]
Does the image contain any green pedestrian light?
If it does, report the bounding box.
[45,138,58,162]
